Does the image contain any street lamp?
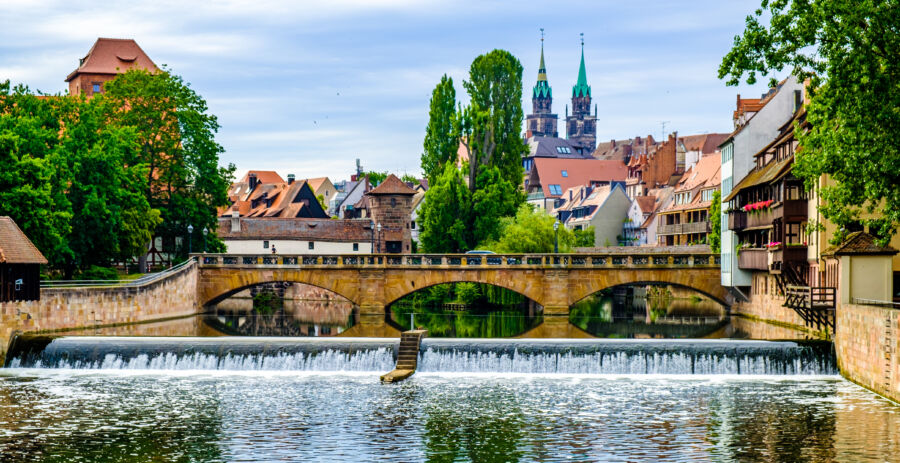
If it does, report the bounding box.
[370,220,375,254]
[202,227,208,253]
[553,220,560,254]
[376,223,383,253]
[187,224,194,255]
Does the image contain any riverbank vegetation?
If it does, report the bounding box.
[0,70,233,278]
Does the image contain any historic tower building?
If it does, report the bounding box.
[525,31,558,138]
[566,35,597,152]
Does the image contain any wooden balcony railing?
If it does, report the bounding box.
[728,211,747,231]
[737,248,768,270]
[774,199,808,221]
[657,221,710,236]
[746,208,775,229]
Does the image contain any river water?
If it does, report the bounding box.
[2,287,899,461]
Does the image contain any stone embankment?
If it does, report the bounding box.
[835,303,900,403]
[0,261,200,364]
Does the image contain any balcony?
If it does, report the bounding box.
[657,221,709,236]
[773,199,808,221]
[746,208,775,229]
[728,211,746,230]
[738,248,768,270]
[769,245,808,270]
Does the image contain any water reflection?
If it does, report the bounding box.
[205,283,355,336]
[389,304,541,338]
[571,287,728,338]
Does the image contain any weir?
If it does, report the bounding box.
[5,336,837,376]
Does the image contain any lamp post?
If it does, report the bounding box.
[376,223,382,253]
[202,227,208,253]
[370,220,375,254]
[187,224,194,255]
[553,220,559,254]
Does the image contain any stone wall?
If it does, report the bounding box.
[730,279,829,338]
[0,262,199,363]
[835,303,900,403]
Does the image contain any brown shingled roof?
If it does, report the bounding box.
[0,217,48,264]
[822,232,899,256]
[218,218,373,242]
[66,38,158,82]
[367,174,416,195]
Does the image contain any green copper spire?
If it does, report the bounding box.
[572,33,591,98]
[533,29,552,99]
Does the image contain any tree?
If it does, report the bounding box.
[419,50,528,252]
[573,226,596,248]
[421,75,458,185]
[482,204,574,253]
[360,171,389,187]
[419,163,470,253]
[401,173,419,184]
[720,0,900,246]
[709,190,722,253]
[97,68,234,257]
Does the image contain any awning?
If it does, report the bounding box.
[723,156,794,202]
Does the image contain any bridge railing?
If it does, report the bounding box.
[193,253,721,269]
[41,258,196,289]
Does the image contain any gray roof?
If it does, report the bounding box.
[527,136,592,158]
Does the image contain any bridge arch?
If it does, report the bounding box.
[566,268,730,307]
[381,269,545,308]
[197,267,363,308]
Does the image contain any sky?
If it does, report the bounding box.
[0,0,782,182]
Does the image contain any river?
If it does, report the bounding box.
[1,287,898,461]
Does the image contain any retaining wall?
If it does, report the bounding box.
[0,262,199,363]
[835,303,900,403]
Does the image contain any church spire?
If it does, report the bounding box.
[573,33,591,98]
[533,28,551,99]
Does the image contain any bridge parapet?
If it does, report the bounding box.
[194,252,721,270]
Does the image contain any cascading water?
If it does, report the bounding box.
[4,336,837,375]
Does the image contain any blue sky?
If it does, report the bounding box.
[0,0,780,181]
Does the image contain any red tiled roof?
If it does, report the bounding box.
[367,174,416,195]
[532,158,627,197]
[66,38,158,82]
[242,170,284,184]
[305,177,330,192]
[635,195,657,214]
[675,153,720,193]
[0,217,48,264]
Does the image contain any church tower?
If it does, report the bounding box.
[525,29,558,138]
[566,34,597,152]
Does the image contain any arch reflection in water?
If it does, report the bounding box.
[205,282,356,336]
[570,285,729,338]
[389,282,542,337]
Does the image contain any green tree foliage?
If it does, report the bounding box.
[720,0,900,245]
[0,67,232,274]
[361,171,389,186]
[419,50,527,252]
[573,226,596,248]
[709,190,722,253]
[419,163,471,253]
[421,74,458,185]
[401,173,419,184]
[483,204,574,253]
[98,68,234,256]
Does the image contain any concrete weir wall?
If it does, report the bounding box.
[0,261,200,363]
[835,303,900,403]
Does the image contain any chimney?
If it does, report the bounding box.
[569,189,573,202]
[287,174,295,185]
[248,173,258,190]
[231,210,240,232]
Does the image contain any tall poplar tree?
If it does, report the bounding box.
[421,75,458,185]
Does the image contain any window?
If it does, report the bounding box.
[722,177,733,196]
[92,83,101,93]
[353,243,359,251]
[549,184,562,195]
[555,146,571,154]
[721,143,733,163]
[390,197,397,207]
[263,240,269,249]
[561,170,568,177]
[701,189,716,202]
[411,221,416,229]
[308,242,315,250]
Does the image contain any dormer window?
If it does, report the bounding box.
[561,170,568,177]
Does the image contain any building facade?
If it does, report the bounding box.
[66,38,157,97]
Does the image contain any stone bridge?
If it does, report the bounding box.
[196,252,727,337]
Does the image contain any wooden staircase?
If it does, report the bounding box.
[380,330,427,383]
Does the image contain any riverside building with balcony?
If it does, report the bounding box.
[656,153,721,246]
[718,76,805,294]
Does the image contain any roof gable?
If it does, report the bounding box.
[0,217,48,264]
[823,232,899,256]
[367,174,416,195]
[66,38,158,82]
[532,157,627,198]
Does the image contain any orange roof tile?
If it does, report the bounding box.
[0,217,48,264]
[66,38,157,82]
[367,174,416,195]
[532,158,627,197]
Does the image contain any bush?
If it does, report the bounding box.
[78,265,119,281]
